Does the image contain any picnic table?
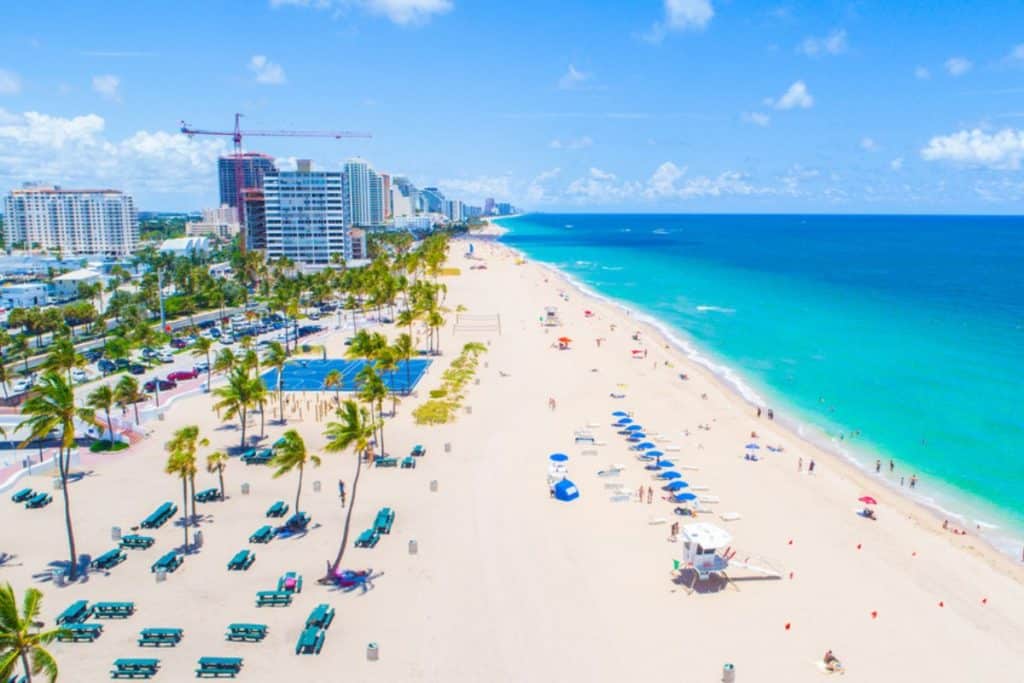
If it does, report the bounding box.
[227,549,255,571]
[26,492,52,508]
[284,512,310,532]
[92,601,135,619]
[411,444,426,457]
[91,548,127,571]
[225,623,267,642]
[151,551,182,573]
[266,500,289,518]
[294,626,325,655]
[249,525,275,544]
[140,502,177,529]
[255,590,292,607]
[56,600,90,625]
[374,457,398,468]
[401,456,416,469]
[305,604,335,630]
[10,487,34,503]
[120,534,155,550]
[355,529,379,548]
[196,656,243,678]
[195,488,221,503]
[57,623,103,642]
[110,658,159,679]
[277,571,303,593]
[374,507,395,535]
[138,627,183,647]
[242,448,273,465]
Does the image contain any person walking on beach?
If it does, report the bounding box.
[875,459,881,473]
[647,487,653,504]
[909,474,917,489]
[808,459,815,474]
[798,457,803,472]
[637,485,644,502]
[889,459,895,472]
[548,397,556,411]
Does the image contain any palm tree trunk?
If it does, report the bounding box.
[259,403,265,438]
[218,468,225,499]
[21,650,33,683]
[239,406,247,447]
[277,376,284,422]
[133,402,140,426]
[378,401,386,456]
[58,446,78,581]
[189,474,197,524]
[105,408,113,445]
[330,452,363,573]
[180,478,189,553]
[295,465,304,514]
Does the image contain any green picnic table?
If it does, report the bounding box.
[120,534,155,550]
[138,627,183,647]
[195,488,221,503]
[294,626,325,655]
[10,487,34,503]
[227,549,255,571]
[305,603,335,630]
[92,601,135,619]
[374,507,395,535]
[26,492,52,508]
[265,500,288,518]
[110,658,159,679]
[91,548,127,571]
[195,656,243,678]
[374,457,398,468]
[150,551,182,573]
[355,528,379,548]
[255,590,292,607]
[57,622,103,642]
[56,599,90,625]
[225,623,267,642]
[249,525,274,544]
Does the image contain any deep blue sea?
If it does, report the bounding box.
[497,214,1024,554]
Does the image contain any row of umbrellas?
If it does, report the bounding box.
[613,410,693,502]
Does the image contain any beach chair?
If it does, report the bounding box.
[56,600,90,625]
[284,512,310,532]
[110,658,159,679]
[225,623,266,642]
[150,551,182,573]
[227,549,255,571]
[25,493,52,508]
[120,534,155,550]
[10,488,34,503]
[195,656,243,678]
[354,529,379,548]
[91,602,135,619]
[295,626,325,655]
[138,627,183,647]
[400,456,416,469]
[90,548,127,571]
[374,457,398,468]
[305,604,335,630]
[410,444,426,457]
[374,507,395,535]
[265,500,288,518]
[57,622,103,642]
[249,525,275,544]
[195,488,221,503]
[255,590,292,607]
[277,571,303,593]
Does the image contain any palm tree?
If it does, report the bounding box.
[212,367,259,448]
[17,372,94,580]
[164,426,207,551]
[164,451,194,553]
[0,362,11,400]
[264,341,288,422]
[45,336,85,385]
[323,369,343,406]
[345,329,387,361]
[269,430,320,516]
[192,337,214,389]
[0,583,65,683]
[113,375,146,426]
[250,379,268,439]
[213,348,237,375]
[323,400,374,573]
[375,348,400,415]
[392,333,415,395]
[356,364,388,455]
[205,451,228,501]
[85,385,115,447]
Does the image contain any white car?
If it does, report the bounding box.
[157,350,174,363]
[71,368,89,383]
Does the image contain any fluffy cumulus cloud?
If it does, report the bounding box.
[645,0,713,43]
[269,0,452,25]
[769,81,813,110]
[525,168,561,203]
[944,57,972,77]
[436,175,511,203]
[91,74,121,102]
[742,111,770,127]
[549,136,593,150]
[0,68,22,95]
[921,128,1024,169]
[566,167,640,201]
[797,29,847,57]
[249,55,286,85]
[914,66,931,80]
[643,162,764,199]
[558,65,590,90]
[0,108,225,194]
[890,157,904,171]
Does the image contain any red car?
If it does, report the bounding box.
[167,368,199,382]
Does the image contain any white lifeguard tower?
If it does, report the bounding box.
[543,306,561,327]
[680,523,733,581]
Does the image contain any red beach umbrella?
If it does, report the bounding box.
[558,337,572,343]
[858,496,878,505]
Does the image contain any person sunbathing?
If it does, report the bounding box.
[823,650,843,673]
[862,508,877,520]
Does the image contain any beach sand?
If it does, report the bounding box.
[2,231,1023,682]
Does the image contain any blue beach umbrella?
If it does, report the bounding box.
[626,424,643,431]
[636,442,656,450]
[660,470,682,480]
[628,432,646,440]
[616,417,633,425]
[658,460,675,468]
[745,443,760,450]
[549,453,569,462]
[672,492,697,502]
[647,450,664,459]
[664,481,688,491]
[612,411,629,417]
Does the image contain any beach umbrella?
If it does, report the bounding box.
[615,417,633,425]
[626,424,643,431]
[858,496,878,505]
[612,411,629,417]
[635,442,656,450]
[745,443,760,450]
[558,336,572,343]
[628,433,647,442]
[549,453,569,462]
[672,492,697,502]
[665,481,688,491]
[647,450,664,460]
[660,471,682,480]
[658,460,675,468]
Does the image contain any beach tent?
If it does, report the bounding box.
[658,460,675,468]
[673,492,697,501]
[660,471,683,480]
[553,479,580,502]
[635,442,656,450]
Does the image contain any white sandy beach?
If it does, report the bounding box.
[2,230,1023,682]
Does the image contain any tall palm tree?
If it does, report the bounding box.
[113,375,146,426]
[212,367,259,448]
[164,426,207,551]
[192,337,214,389]
[0,362,11,400]
[392,333,415,395]
[323,369,343,406]
[213,348,237,375]
[17,372,94,580]
[269,430,320,516]
[164,451,194,553]
[85,385,115,447]
[205,451,228,500]
[375,348,399,415]
[44,337,86,385]
[356,364,388,455]
[264,341,288,422]
[0,583,65,683]
[323,400,374,573]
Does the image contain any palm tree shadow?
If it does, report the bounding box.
[0,552,21,568]
[32,556,94,586]
[275,521,320,541]
[323,569,384,595]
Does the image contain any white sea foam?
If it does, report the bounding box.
[696,305,736,314]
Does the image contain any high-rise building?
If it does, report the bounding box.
[368,171,384,225]
[420,187,446,214]
[186,205,241,240]
[496,202,513,216]
[343,158,374,227]
[263,160,351,265]
[380,173,392,220]
[241,189,267,251]
[3,184,138,256]
[444,199,465,222]
[218,153,276,216]
[483,197,496,215]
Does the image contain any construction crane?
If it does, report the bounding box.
[180,113,371,251]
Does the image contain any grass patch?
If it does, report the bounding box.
[413,342,486,425]
[89,440,129,453]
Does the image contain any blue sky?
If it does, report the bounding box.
[1,0,1023,213]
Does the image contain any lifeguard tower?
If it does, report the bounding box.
[677,522,782,592]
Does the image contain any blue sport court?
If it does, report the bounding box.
[261,358,431,393]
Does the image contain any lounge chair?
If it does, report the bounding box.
[90,548,127,571]
[120,534,155,550]
[225,623,266,642]
[137,627,183,647]
[57,622,103,642]
[255,590,292,607]
[10,488,34,503]
[354,529,379,548]
[195,488,221,503]
[373,507,395,535]
[249,525,275,544]
[227,549,255,571]
[25,493,52,508]
[277,571,303,593]
[294,626,325,655]
[195,657,243,678]
[265,500,289,518]
[400,456,416,469]
[56,600,90,625]
[91,602,135,619]
[150,551,182,573]
[110,658,159,679]
[305,604,335,630]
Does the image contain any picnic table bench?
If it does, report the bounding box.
[242,448,273,466]
[374,457,398,468]
[227,549,255,571]
[26,492,52,508]
[91,548,127,571]
[151,551,182,574]
[294,626,325,655]
[277,571,303,593]
[195,656,243,678]
[225,623,266,642]
[355,529,379,548]
[10,487,34,503]
[195,488,221,503]
[255,590,292,607]
[57,622,103,642]
[110,658,159,679]
[411,444,426,457]
[140,502,177,529]
[249,525,275,544]
[400,456,416,469]
[120,534,155,550]
[265,500,289,518]
[91,601,135,619]
[374,507,395,535]
[305,604,335,630]
[56,600,90,625]
[138,627,183,647]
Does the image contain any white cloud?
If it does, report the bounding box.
[644,0,714,43]
[0,68,22,95]
[0,108,225,194]
[770,81,813,110]
[797,29,847,57]
[921,128,1024,169]
[270,0,452,26]
[643,163,764,199]
[91,74,121,102]
[1005,44,1024,65]
[558,65,590,90]
[860,137,879,151]
[944,57,972,77]
[437,175,511,202]
[249,56,286,85]
[742,111,770,127]
[914,66,931,80]
[525,167,561,203]
[549,136,593,150]
[890,157,904,171]
[566,167,640,201]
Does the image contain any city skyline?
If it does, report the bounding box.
[0,2,1022,213]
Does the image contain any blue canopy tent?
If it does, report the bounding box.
[549,453,569,463]
[553,479,580,502]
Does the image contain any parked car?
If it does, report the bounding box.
[71,368,88,383]
[144,378,177,392]
[97,359,116,374]
[83,349,103,362]
[157,350,174,363]
[169,338,188,349]
[194,361,210,374]
[115,358,130,370]
[140,347,158,360]
[209,328,221,338]
[129,363,146,375]
[198,320,216,329]
[167,368,199,382]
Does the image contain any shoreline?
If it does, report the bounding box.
[482,217,1024,579]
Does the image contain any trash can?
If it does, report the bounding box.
[367,642,379,661]
[722,663,735,682]
[464,406,472,415]
[429,480,438,493]
[241,483,250,496]
[474,378,480,385]
[444,442,451,453]
[408,539,418,555]
[313,480,322,493]
[112,526,122,541]
[51,568,65,587]
[53,477,62,490]
[155,569,167,583]
[194,530,203,549]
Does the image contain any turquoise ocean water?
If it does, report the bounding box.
[496,214,1024,555]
